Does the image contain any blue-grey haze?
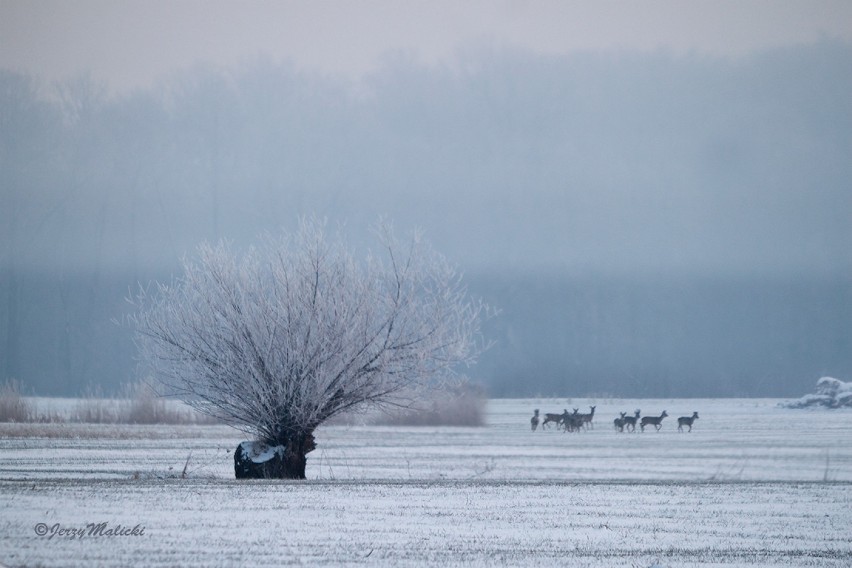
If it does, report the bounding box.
[1,41,850,396]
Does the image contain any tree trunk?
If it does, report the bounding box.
[234,432,316,480]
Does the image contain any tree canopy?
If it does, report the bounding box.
[131,219,487,476]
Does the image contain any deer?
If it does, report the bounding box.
[541,410,568,430]
[613,412,627,432]
[622,409,640,432]
[640,410,668,432]
[677,411,699,432]
[562,408,582,432]
[577,405,596,430]
[531,409,540,432]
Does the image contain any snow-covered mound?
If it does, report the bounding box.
[781,377,852,408]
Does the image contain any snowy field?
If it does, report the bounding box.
[1,398,851,567]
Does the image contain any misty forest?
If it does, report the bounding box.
[2,41,850,398]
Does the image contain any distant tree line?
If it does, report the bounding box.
[2,41,851,396]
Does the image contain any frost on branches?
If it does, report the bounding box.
[131,219,487,478]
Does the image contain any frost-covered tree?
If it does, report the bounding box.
[131,219,486,478]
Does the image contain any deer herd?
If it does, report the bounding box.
[530,408,699,433]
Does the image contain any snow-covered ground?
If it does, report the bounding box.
[782,377,852,409]
[3,398,848,483]
[1,398,851,566]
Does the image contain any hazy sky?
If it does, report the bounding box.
[3,1,851,397]
[3,0,852,92]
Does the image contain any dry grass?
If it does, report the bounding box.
[0,422,234,439]
[372,382,487,427]
[4,381,219,426]
[0,380,32,422]
[5,378,484,430]
[121,382,202,425]
[73,384,118,424]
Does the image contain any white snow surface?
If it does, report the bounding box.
[238,440,284,463]
[2,397,851,567]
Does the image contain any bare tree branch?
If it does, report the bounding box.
[129,218,487,447]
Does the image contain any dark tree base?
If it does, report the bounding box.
[234,434,316,479]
